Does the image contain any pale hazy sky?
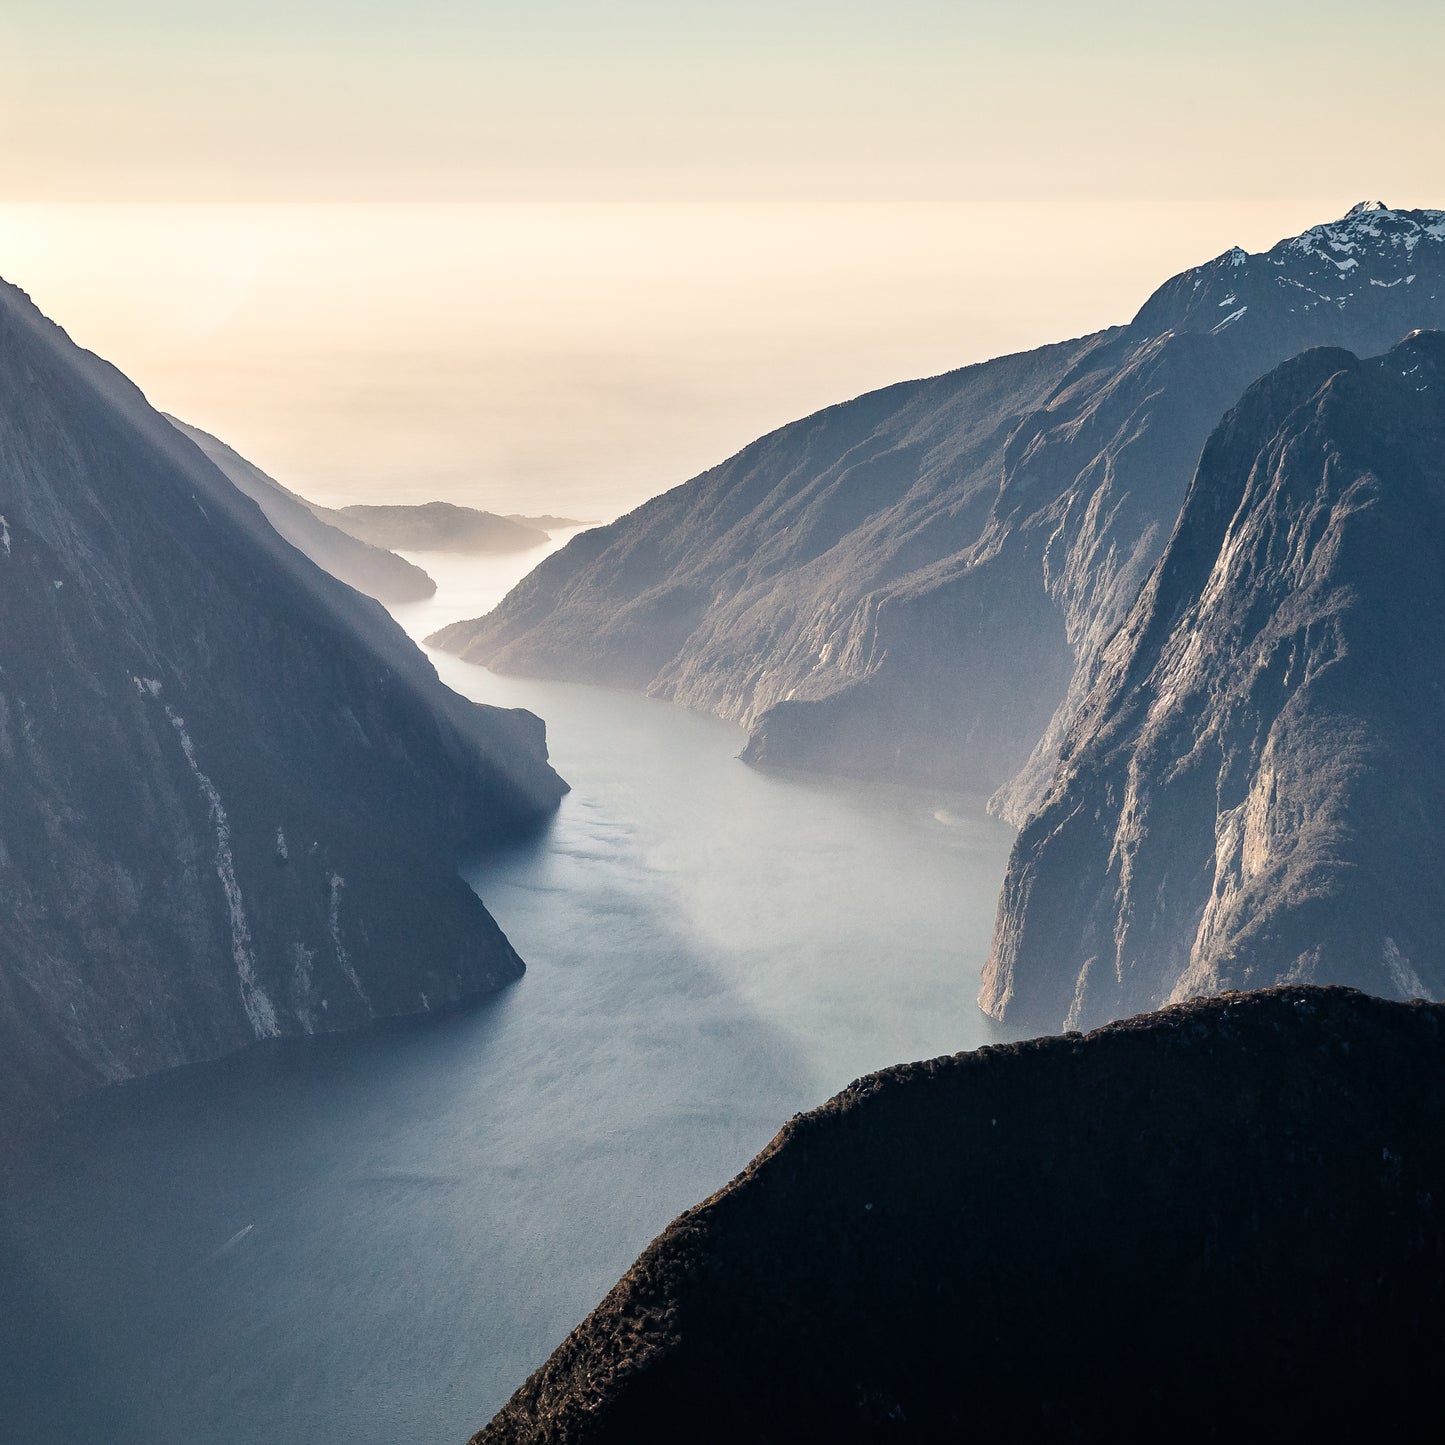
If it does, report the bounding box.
[1,3,1440,518]
[5,0,1442,203]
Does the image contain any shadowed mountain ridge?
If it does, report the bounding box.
[0,277,566,1140]
[430,205,1445,822]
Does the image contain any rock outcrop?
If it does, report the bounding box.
[169,417,437,603]
[0,277,566,1140]
[429,205,1445,818]
[982,334,1445,1033]
[473,987,1445,1443]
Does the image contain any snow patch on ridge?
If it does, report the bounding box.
[0,516,9,556]
[1283,204,1445,268]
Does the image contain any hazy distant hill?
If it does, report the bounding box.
[430,205,1445,820]
[168,417,437,603]
[0,278,566,1138]
[983,333,1445,1032]
[320,500,576,554]
[474,987,1445,1443]
[503,513,587,532]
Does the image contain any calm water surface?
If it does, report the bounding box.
[0,536,1018,1445]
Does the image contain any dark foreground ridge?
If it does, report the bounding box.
[474,987,1445,1443]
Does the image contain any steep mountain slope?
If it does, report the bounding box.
[0,278,566,1138]
[982,334,1445,1033]
[322,501,550,554]
[168,417,436,603]
[473,988,1445,1443]
[431,205,1445,816]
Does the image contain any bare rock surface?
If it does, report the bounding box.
[983,332,1445,1031]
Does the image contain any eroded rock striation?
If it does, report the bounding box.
[0,278,566,1139]
[982,333,1445,1033]
[474,987,1445,1443]
[430,204,1445,818]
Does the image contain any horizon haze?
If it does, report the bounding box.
[0,197,1423,520]
[5,0,1440,521]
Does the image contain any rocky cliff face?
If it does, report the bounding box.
[473,987,1445,1443]
[429,205,1445,817]
[168,417,437,604]
[982,334,1445,1033]
[0,278,566,1139]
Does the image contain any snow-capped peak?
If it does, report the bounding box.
[1132,201,1445,335]
[1284,204,1445,265]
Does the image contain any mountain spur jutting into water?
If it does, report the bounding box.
[0,276,565,1141]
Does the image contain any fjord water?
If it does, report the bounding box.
[0,536,1015,1445]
